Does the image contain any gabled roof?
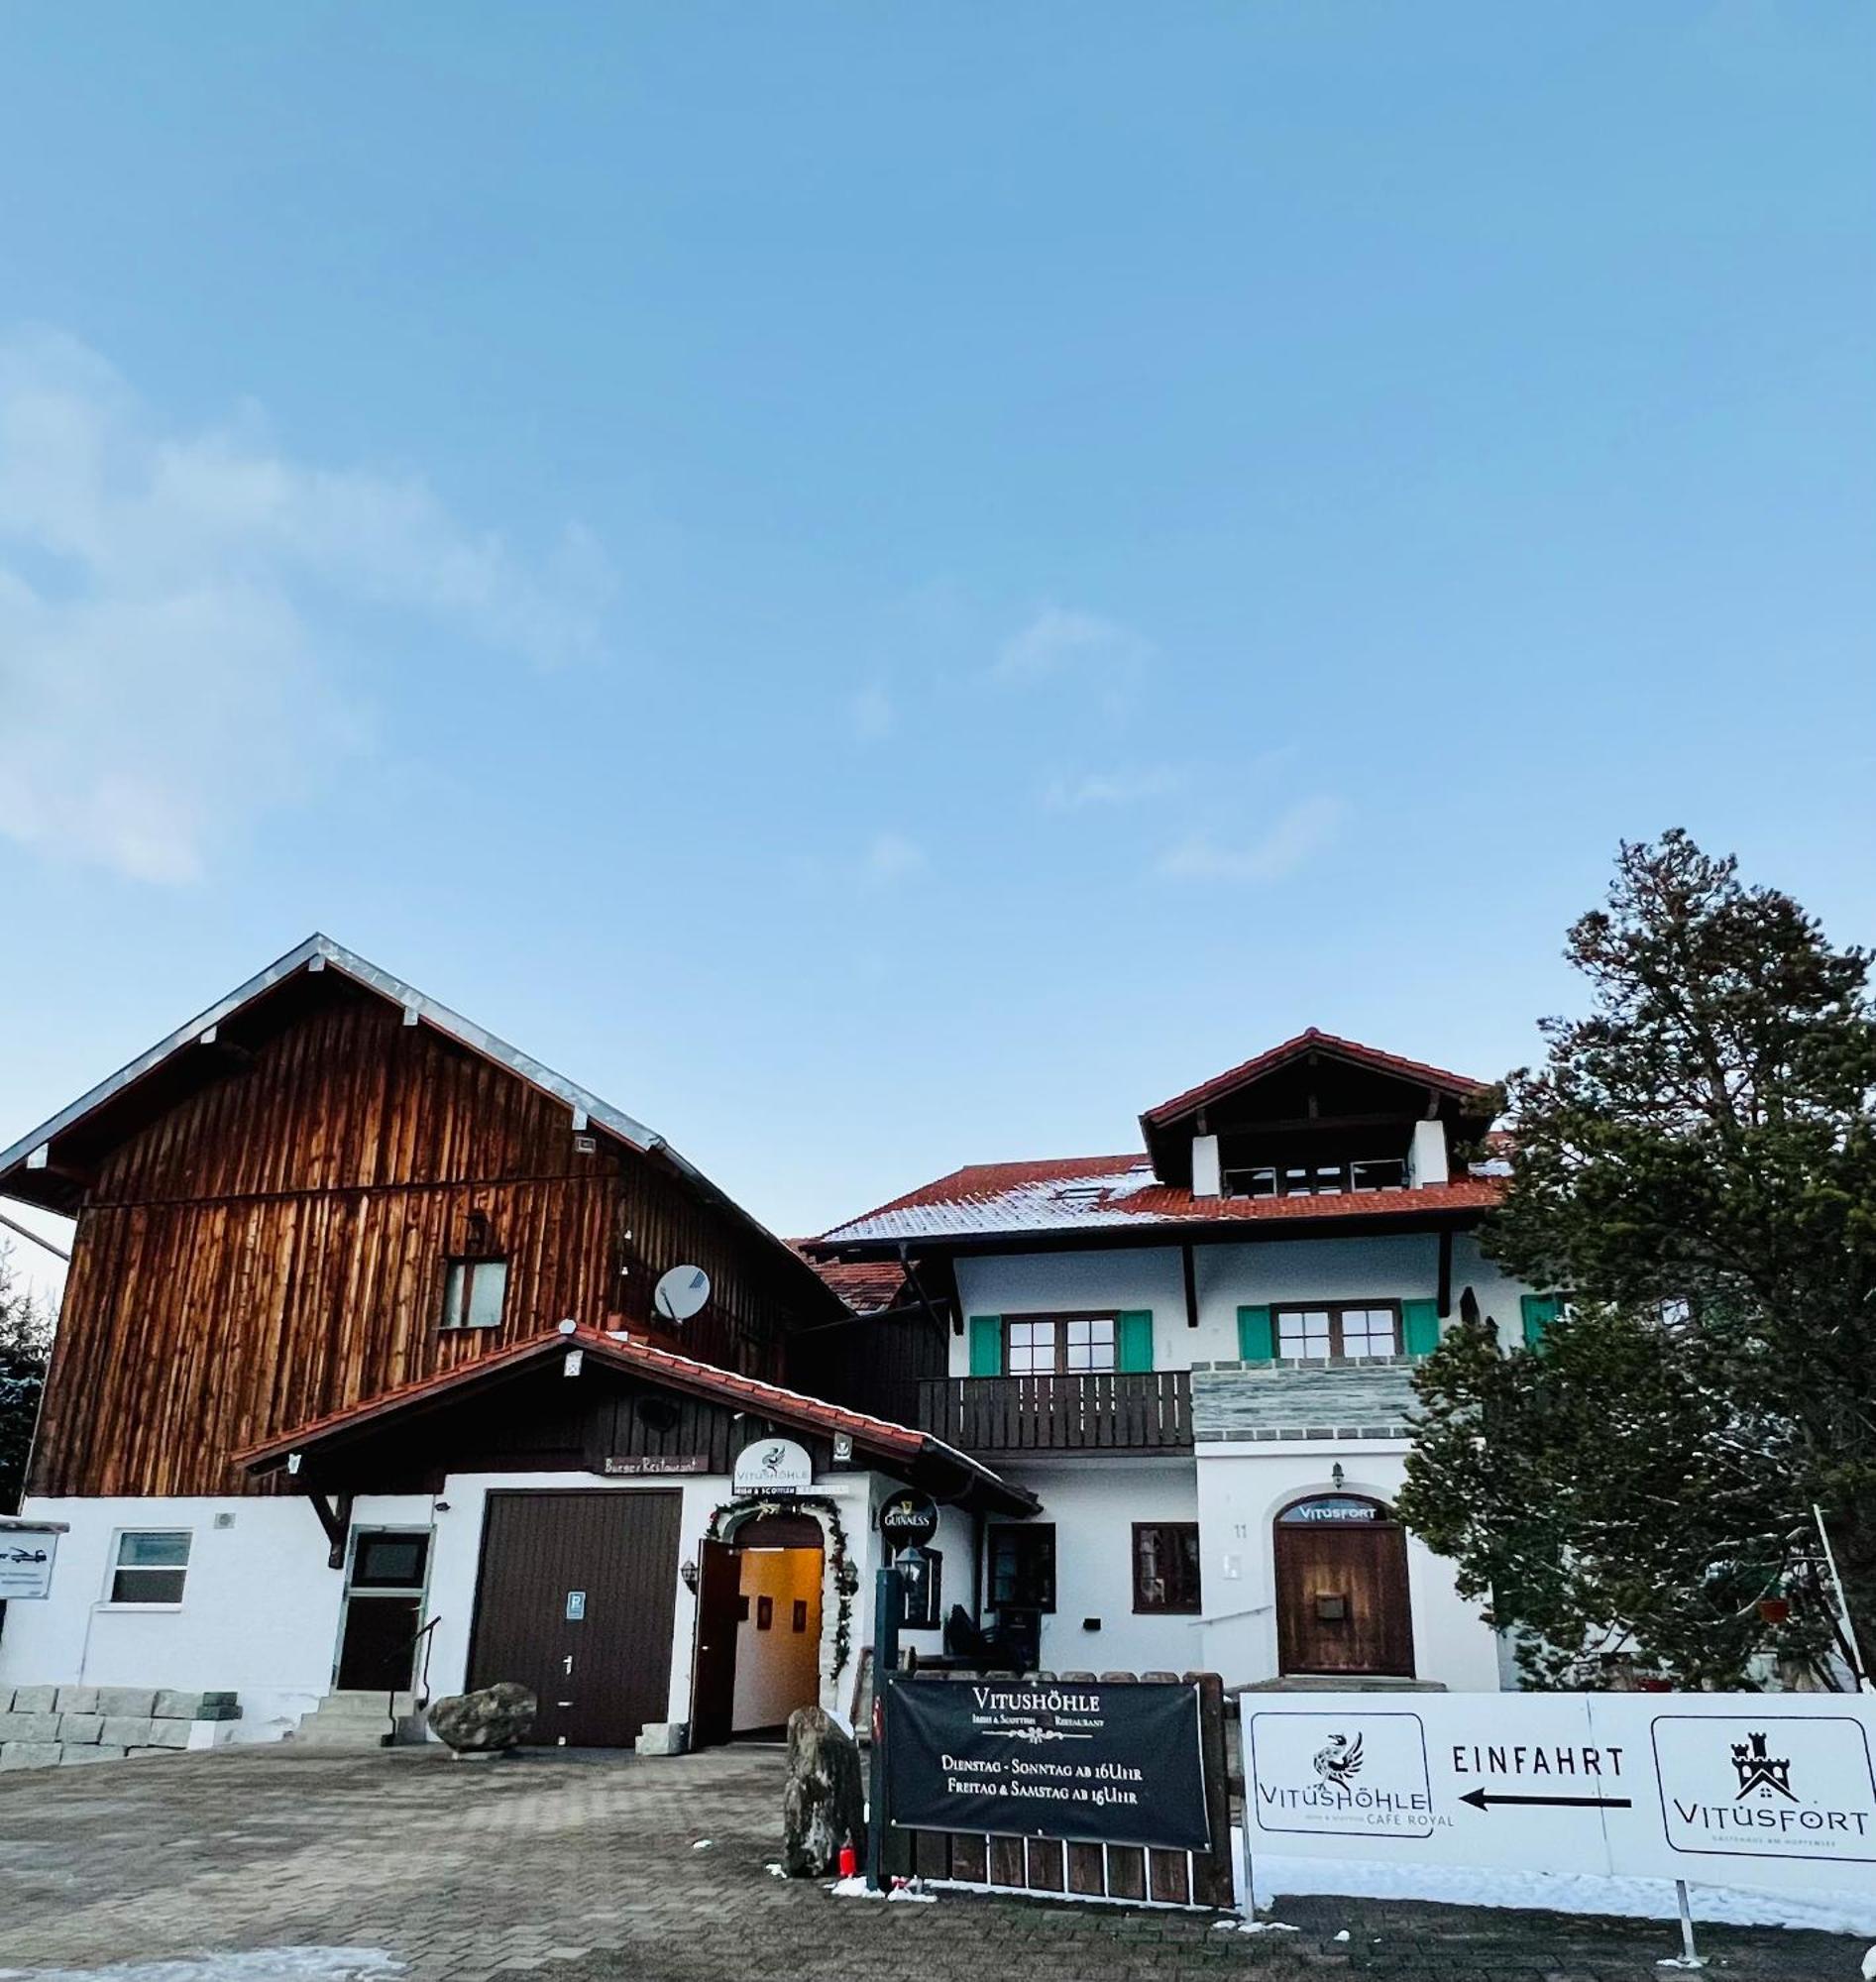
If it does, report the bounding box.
[0,933,837,1319]
[235,1322,1037,1515]
[814,1156,1501,1250]
[1143,1027,1490,1130]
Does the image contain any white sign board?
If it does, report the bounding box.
[0,1529,58,1600]
[732,1437,813,1496]
[1246,1692,1876,1902]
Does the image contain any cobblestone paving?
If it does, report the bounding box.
[0,1746,1865,1982]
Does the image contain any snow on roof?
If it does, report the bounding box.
[817,1154,1503,1247]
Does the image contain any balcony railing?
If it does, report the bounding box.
[916,1372,1192,1455]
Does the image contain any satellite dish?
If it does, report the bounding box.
[653,1264,711,1325]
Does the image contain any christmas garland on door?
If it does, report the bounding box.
[704,1494,858,1681]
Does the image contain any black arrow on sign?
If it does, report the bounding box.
[1459,1788,1632,1813]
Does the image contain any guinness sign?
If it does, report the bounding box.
[879,1489,938,1552]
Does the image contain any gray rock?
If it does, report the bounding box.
[154,1690,204,1721]
[55,1686,100,1714]
[780,1706,865,1878]
[95,1687,158,1717]
[199,1692,241,1721]
[147,1719,192,1748]
[63,1744,128,1766]
[10,1686,56,1714]
[0,1712,60,1742]
[59,1713,104,1745]
[425,1683,536,1754]
[100,1715,154,1748]
[0,1741,64,1770]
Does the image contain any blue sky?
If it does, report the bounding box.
[2,2,1872,1296]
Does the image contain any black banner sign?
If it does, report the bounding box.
[884,1678,1210,1852]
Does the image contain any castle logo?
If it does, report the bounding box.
[1731,1731,1796,1803]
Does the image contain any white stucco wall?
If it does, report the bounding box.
[951,1230,1536,1374]
[2,1464,898,1746]
[1192,1441,1502,1693]
[0,1491,433,1739]
[984,1460,1201,1676]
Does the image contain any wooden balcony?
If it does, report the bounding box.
[915,1372,1193,1456]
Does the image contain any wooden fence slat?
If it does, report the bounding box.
[950,1834,988,1884]
[1066,1841,1106,1895]
[1147,1849,1191,1906]
[988,1835,1026,1888]
[1105,1844,1147,1900]
[1025,1837,1065,1891]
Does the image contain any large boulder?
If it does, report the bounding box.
[781,1706,865,1878]
[426,1683,537,1756]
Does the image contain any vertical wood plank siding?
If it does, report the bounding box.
[32,985,818,1497]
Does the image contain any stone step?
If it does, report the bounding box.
[313,1692,418,1714]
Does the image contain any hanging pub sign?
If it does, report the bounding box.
[884,1676,1211,1853]
[731,1437,813,1495]
[878,1488,938,1553]
[0,1525,60,1601]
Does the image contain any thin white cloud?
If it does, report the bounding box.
[994,605,1152,686]
[0,327,612,883]
[863,830,927,885]
[1157,795,1346,884]
[1043,765,1184,811]
[850,681,894,741]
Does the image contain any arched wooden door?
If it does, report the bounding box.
[1274,1493,1414,1678]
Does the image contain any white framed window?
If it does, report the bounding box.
[441,1258,507,1331]
[1274,1301,1401,1358]
[1005,1314,1116,1376]
[108,1530,191,1606]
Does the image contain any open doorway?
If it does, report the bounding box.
[690,1510,824,1745]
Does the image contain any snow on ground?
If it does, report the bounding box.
[0,1954,400,1982]
[1232,1829,1876,1939]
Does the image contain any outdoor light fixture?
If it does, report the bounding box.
[1331,1462,1346,1489]
[680,1559,700,1594]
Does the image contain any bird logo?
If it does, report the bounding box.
[1312,1732,1364,1787]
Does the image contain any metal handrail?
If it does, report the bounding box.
[382,1614,442,1746]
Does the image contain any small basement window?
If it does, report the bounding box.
[109,1530,191,1605]
[441,1258,508,1331]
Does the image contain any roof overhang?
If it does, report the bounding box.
[811,1192,1499,1262]
[236,1324,1038,1517]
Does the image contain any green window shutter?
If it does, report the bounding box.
[1401,1298,1441,1357]
[1117,1310,1155,1373]
[968,1314,1004,1376]
[1519,1293,1563,1348]
[1237,1304,1274,1362]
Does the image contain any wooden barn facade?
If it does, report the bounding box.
[0,936,1028,1750]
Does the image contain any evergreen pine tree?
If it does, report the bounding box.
[1398,830,1876,1689]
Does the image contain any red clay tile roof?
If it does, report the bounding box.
[1142,1028,1491,1129]
[814,1156,1502,1248]
[234,1324,940,1471]
[792,1251,909,1314]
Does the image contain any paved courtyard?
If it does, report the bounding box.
[0,1745,1867,1982]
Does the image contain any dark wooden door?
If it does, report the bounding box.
[1275,1521,1414,1677]
[688,1539,741,1749]
[467,1489,681,1748]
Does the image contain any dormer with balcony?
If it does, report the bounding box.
[1140,1028,1494,1207]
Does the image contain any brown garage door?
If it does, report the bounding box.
[467,1489,682,1748]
